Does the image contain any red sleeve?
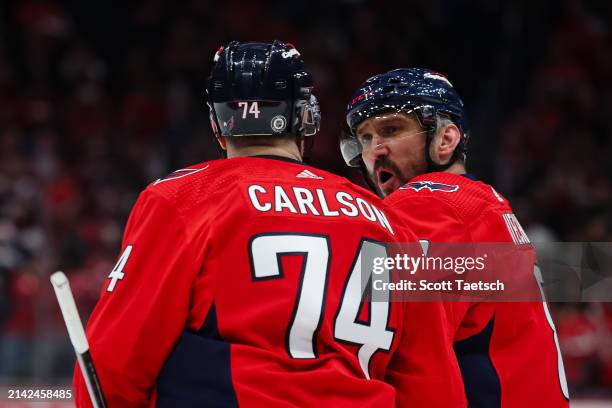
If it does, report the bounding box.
[390,194,568,406]
[73,189,202,407]
[386,300,467,408]
[383,199,467,407]
[467,209,570,406]
[388,195,473,332]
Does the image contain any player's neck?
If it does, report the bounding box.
[227,145,302,162]
[443,161,466,175]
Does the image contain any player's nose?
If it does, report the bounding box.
[369,138,390,160]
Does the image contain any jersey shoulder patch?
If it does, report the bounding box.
[154,165,210,185]
[400,180,459,193]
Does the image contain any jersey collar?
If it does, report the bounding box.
[252,155,303,165]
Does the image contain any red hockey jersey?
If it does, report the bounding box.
[73,156,464,407]
[385,172,570,407]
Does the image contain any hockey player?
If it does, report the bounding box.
[73,45,464,407]
[342,68,570,407]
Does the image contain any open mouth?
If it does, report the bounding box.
[376,169,398,194]
[379,170,393,184]
[374,164,401,195]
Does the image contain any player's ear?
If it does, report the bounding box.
[434,123,461,165]
[217,136,228,151]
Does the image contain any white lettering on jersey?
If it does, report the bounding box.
[292,187,320,215]
[248,185,272,212]
[274,186,298,214]
[371,204,393,235]
[316,189,339,216]
[356,198,376,222]
[336,192,359,217]
[246,185,393,235]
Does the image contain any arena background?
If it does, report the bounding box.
[0,0,611,405]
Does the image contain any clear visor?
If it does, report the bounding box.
[341,107,427,167]
[340,129,362,167]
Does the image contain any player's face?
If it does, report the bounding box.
[356,111,428,197]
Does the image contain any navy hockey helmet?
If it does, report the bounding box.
[341,68,469,169]
[206,40,320,139]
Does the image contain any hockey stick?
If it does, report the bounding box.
[50,271,107,408]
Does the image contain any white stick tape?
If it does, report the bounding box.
[50,271,90,355]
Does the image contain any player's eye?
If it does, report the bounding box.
[381,125,400,136]
[358,133,373,146]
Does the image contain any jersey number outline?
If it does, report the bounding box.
[249,233,394,379]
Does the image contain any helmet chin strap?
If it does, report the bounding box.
[218,143,228,159]
[294,133,318,163]
[299,136,307,162]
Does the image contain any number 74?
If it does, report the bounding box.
[250,233,394,380]
[238,102,260,119]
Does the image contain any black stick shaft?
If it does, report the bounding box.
[77,347,107,407]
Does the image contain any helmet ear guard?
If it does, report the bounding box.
[297,92,321,137]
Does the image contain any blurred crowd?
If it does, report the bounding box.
[0,0,610,396]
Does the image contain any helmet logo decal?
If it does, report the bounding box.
[424,72,453,86]
[282,48,300,59]
[351,90,373,106]
[271,115,287,133]
[222,116,235,132]
[213,46,224,62]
